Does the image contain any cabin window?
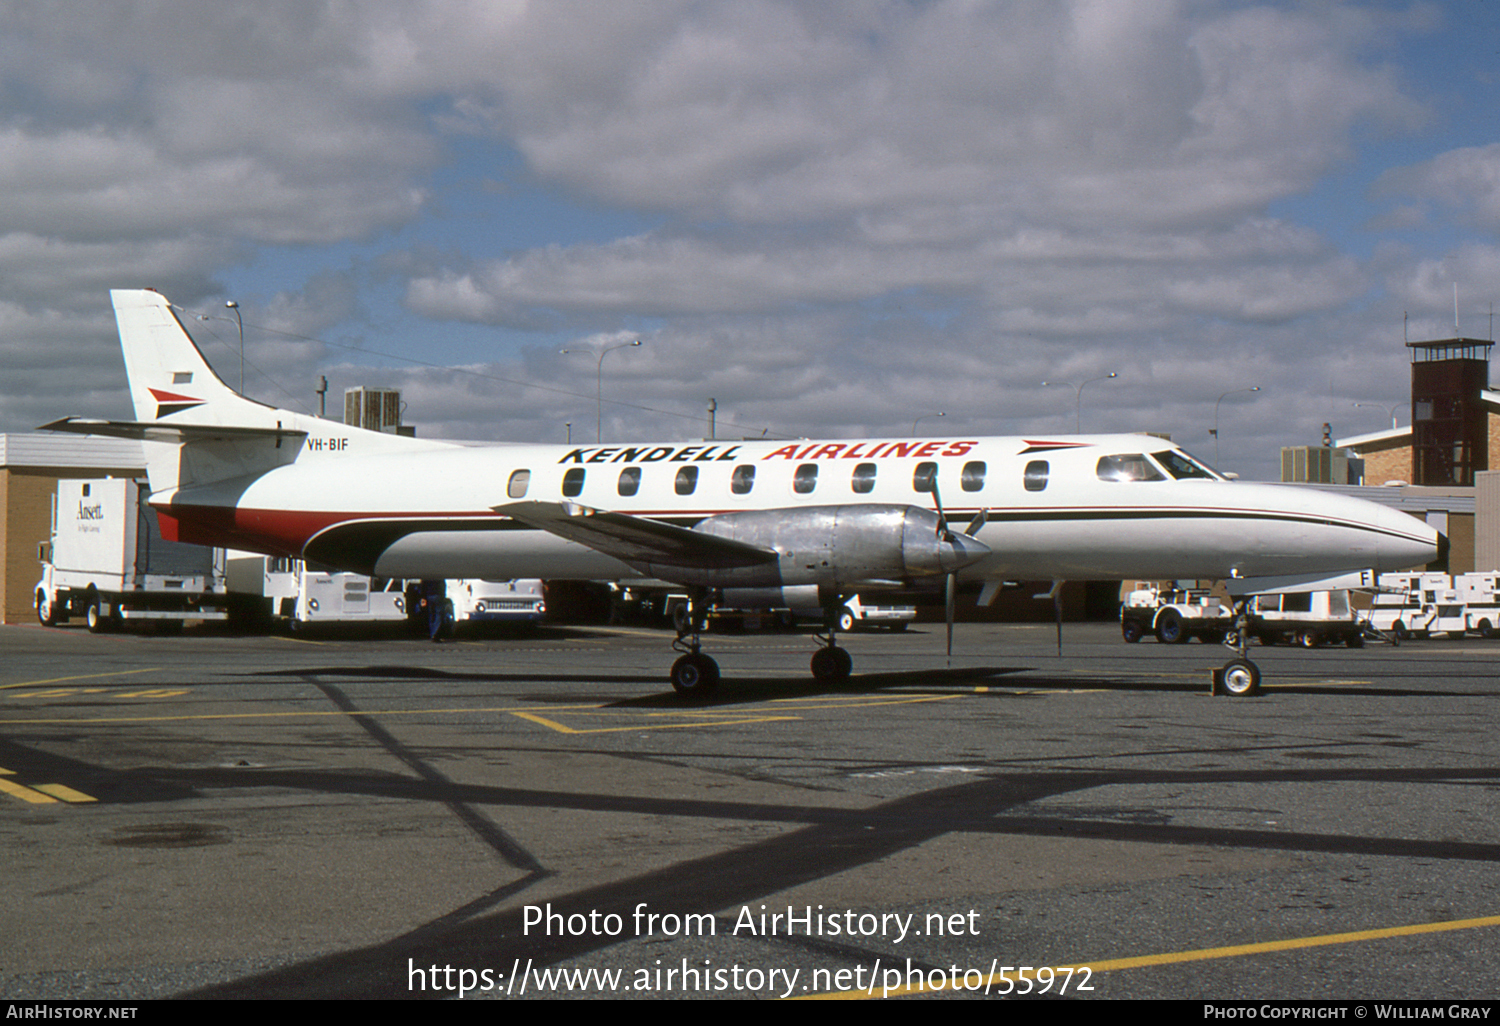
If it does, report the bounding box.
[1096,453,1165,482]
[731,465,755,495]
[793,463,818,494]
[507,469,530,498]
[1024,460,1049,492]
[675,466,698,495]
[851,462,877,494]
[617,466,641,497]
[912,462,937,493]
[961,461,986,492]
[562,468,586,497]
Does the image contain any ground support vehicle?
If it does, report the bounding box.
[1369,573,1466,640]
[447,579,546,628]
[1119,582,1232,644]
[1455,573,1500,638]
[227,554,407,629]
[1249,590,1364,648]
[832,594,916,631]
[35,478,228,632]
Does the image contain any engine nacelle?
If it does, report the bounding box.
[642,504,990,590]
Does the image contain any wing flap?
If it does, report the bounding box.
[495,501,777,570]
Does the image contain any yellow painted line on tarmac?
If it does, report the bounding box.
[808,912,1500,999]
[30,783,96,803]
[510,710,803,734]
[0,778,58,804]
[0,668,162,691]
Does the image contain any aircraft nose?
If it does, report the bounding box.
[1377,505,1441,570]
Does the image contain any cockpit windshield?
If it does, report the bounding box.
[1151,449,1221,480]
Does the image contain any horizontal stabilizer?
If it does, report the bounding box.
[496,501,777,570]
[39,417,307,445]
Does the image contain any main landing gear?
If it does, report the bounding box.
[1213,599,1262,697]
[810,606,853,683]
[670,588,720,697]
[666,591,856,697]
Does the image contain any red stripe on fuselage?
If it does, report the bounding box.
[152,504,506,558]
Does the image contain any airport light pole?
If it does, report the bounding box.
[1042,373,1117,432]
[912,411,946,436]
[1353,401,1403,430]
[226,300,243,394]
[1211,386,1260,466]
[560,337,642,442]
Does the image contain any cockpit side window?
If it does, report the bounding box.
[1152,449,1218,480]
[1096,453,1165,482]
[1024,460,1049,492]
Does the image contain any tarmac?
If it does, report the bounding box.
[2,617,1498,1000]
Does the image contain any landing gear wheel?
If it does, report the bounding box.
[811,646,853,683]
[1121,619,1144,643]
[1155,609,1188,644]
[1218,658,1261,697]
[670,652,720,697]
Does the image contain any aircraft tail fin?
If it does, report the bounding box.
[111,289,277,429]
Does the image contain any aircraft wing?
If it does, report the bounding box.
[39,417,308,445]
[495,501,777,571]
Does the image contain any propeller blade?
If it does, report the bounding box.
[965,509,988,537]
[930,476,951,540]
[946,571,956,661]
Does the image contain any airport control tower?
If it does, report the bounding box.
[1409,337,1493,486]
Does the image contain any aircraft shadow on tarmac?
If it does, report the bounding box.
[170,757,1500,1000]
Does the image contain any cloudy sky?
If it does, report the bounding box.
[3,0,1498,479]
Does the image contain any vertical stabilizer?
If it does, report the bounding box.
[111,289,279,429]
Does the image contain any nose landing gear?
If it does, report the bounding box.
[1214,599,1262,697]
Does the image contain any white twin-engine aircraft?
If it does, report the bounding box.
[45,289,1439,696]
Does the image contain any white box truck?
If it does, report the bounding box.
[35,478,228,632]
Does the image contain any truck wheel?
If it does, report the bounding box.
[86,597,110,634]
[837,611,855,632]
[1121,619,1144,643]
[36,590,60,626]
[1478,619,1497,639]
[1298,631,1320,648]
[1393,620,1410,641]
[1155,609,1188,644]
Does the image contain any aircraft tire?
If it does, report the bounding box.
[1219,659,1261,697]
[811,646,852,683]
[670,653,719,698]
